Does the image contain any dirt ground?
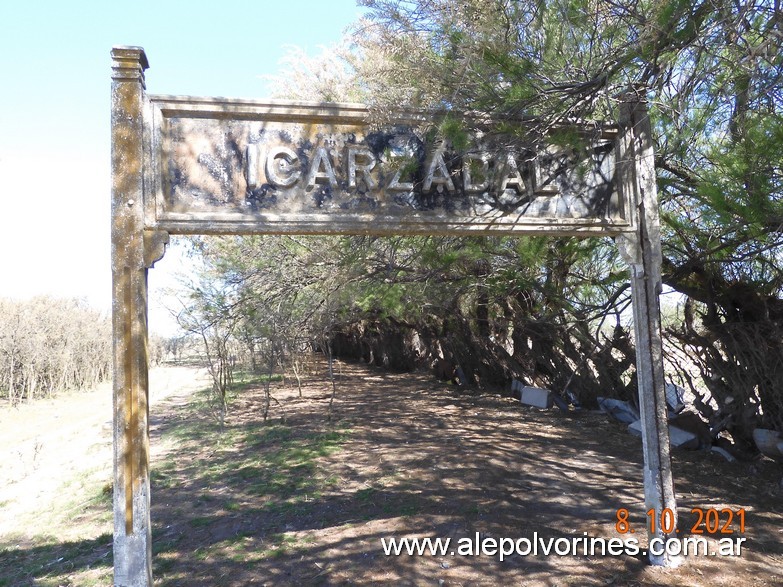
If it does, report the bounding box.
[1,359,781,586]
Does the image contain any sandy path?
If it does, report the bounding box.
[0,365,209,539]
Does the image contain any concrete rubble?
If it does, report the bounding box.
[628,419,700,450]
[710,446,736,462]
[597,397,640,425]
[599,392,716,452]
[752,428,783,462]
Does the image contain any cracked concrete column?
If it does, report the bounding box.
[617,97,679,567]
[111,45,152,587]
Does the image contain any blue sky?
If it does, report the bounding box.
[0,1,364,329]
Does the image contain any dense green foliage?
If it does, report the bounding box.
[182,1,783,450]
[353,0,783,441]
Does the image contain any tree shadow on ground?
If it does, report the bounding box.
[0,533,113,587]
[145,360,783,586]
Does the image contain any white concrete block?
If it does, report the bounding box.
[664,382,686,413]
[520,386,553,409]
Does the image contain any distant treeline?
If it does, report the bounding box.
[0,297,112,405]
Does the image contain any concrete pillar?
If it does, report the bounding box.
[617,98,679,566]
[111,46,153,587]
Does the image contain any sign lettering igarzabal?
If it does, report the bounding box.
[149,97,628,235]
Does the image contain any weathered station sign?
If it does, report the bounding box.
[111,46,677,587]
[149,97,626,235]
